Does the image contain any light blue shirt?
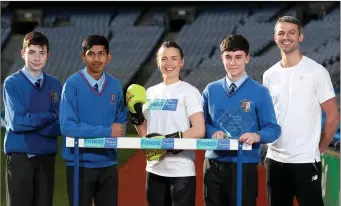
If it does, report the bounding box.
[22,67,44,88]
[22,67,44,158]
[225,73,248,89]
[82,68,105,93]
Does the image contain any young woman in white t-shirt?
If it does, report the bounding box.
[126,41,205,206]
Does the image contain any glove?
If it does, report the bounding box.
[165,131,184,155]
[144,133,168,161]
[143,132,184,161]
[126,84,147,125]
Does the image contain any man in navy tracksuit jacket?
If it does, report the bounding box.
[3,31,61,206]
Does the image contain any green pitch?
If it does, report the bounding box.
[1,128,137,206]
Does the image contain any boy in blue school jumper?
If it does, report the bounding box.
[60,35,127,206]
[202,34,281,206]
[3,31,62,206]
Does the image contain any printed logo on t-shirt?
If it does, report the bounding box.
[147,98,178,111]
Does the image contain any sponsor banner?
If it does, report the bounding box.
[196,139,230,150]
[83,138,117,148]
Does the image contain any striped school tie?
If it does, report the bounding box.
[229,83,236,94]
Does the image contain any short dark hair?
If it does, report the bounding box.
[82,35,109,54]
[23,31,49,52]
[220,34,249,56]
[275,16,303,34]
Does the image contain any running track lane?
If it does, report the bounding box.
[118,150,298,206]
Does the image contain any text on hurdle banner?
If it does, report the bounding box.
[65,137,252,150]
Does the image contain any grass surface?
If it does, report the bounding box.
[1,127,138,206]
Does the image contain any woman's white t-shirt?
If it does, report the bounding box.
[142,80,203,177]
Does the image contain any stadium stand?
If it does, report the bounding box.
[0,84,4,127]
[70,14,112,28]
[4,5,339,90]
[1,13,12,48]
[143,5,340,148]
[1,3,339,145]
[110,10,142,28]
[5,9,165,86]
[145,4,294,88]
[107,25,165,86]
[43,14,57,27]
[145,8,251,88]
[152,12,167,27]
[180,7,340,92]
[247,5,282,23]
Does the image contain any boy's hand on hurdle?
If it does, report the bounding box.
[212,131,226,139]
[111,123,124,137]
[239,132,260,145]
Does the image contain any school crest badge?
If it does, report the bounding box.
[241,99,251,112]
[110,94,116,104]
[50,91,59,103]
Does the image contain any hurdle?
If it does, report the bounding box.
[66,137,252,206]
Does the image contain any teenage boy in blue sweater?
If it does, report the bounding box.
[60,35,127,206]
[3,31,62,206]
[202,34,281,206]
